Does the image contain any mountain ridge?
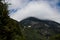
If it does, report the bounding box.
[19,17,60,40]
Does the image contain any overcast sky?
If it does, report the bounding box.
[5,0,60,23]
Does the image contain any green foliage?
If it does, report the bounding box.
[23,27,47,40]
[0,0,25,40]
[49,34,60,40]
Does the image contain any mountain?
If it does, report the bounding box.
[20,17,60,40]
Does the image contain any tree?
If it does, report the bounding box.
[0,0,24,40]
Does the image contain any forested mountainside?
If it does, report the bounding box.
[20,17,60,40]
[1,0,60,40]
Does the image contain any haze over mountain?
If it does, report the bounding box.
[5,0,60,23]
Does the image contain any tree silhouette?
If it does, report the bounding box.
[0,0,24,40]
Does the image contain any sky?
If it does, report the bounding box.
[5,0,60,23]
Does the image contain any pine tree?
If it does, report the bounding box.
[0,0,24,40]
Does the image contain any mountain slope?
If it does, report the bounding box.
[20,17,60,40]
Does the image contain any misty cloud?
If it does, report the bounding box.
[6,0,60,23]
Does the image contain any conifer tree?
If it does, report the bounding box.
[0,0,24,40]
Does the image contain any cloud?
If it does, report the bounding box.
[5,0,30,10]
[6,0,60,11]
[5,0,60,23]
[10,1,60,23]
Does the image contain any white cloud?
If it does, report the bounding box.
[5,0,60,23]
[5,0,30,10]
[6,0,60,11]
[10,1,60,23]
